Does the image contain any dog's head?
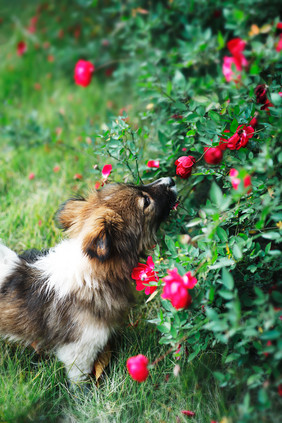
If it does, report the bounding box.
[56,177,177,266]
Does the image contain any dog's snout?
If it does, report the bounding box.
[149,177,175,187]
[167,177,175,187]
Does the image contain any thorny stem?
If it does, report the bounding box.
[151,335,187,367]
[94,58,130,71]
[194,258,207,274]
[129,130,143,183]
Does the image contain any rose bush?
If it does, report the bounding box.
[77,2,281,420]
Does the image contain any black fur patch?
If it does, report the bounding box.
[19,249,49,264]
[0,260,76,348]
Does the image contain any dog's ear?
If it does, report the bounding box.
[82,208,124,262]
[56,197,86,233]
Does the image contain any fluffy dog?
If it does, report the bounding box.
[0,177,177,382]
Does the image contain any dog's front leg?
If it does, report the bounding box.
[56,323,110,383]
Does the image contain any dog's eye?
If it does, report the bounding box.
[143,196,151,209]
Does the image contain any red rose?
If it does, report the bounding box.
[261,99,274,112]
[204,147,223,165]
[276,34,282,52]
[175,156,196,179]
[227,125,254,150]
[227,38,248,68]
[131,256,159,295]
[126,354,149,382]
[74,60,95,87]
[227,38,246,57]
[218,130,230,150]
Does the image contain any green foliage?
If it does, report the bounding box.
[68,1,281,421]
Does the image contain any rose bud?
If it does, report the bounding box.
[147,160,160,168]
[17,41,27,56]
[255,84,268,104]
[101,164,112,181]
[175,156,196,179]
[74,60,95,87]
[204,147,223,165]
[249,116,258,128]
[126,354,149,382]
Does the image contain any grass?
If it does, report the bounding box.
[0,3,280,423]
[0,319,230,423]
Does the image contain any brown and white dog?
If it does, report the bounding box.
[0,177,177,382]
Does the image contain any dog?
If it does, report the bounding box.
[0,177,177,383]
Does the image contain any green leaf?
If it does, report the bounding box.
[262,232,280,240]
[230,118,238,133]
[225,353,240,363]
[165,235,177,256]
[173,70,186,89]
[260,330,281,340]
[157,322,171,334]
[265,242,271,254]
[232,244,242,260]
[217,31,225,49]
[210,182,222,207]
[193,95,209,104]
[222,268,234,290]
[208,110,220,122]
[217,227,228,242]
[209,258,235,269]
[218,289,234,300]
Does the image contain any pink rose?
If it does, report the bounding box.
[74,60,95,87]
[126,354,149,382]
[162,268,197,310]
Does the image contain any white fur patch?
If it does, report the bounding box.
[32,239,99,299]
[154,177,172,186]
[56,321,110,381]
[0,242,20,288]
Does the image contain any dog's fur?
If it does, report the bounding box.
[0,177,177,382]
